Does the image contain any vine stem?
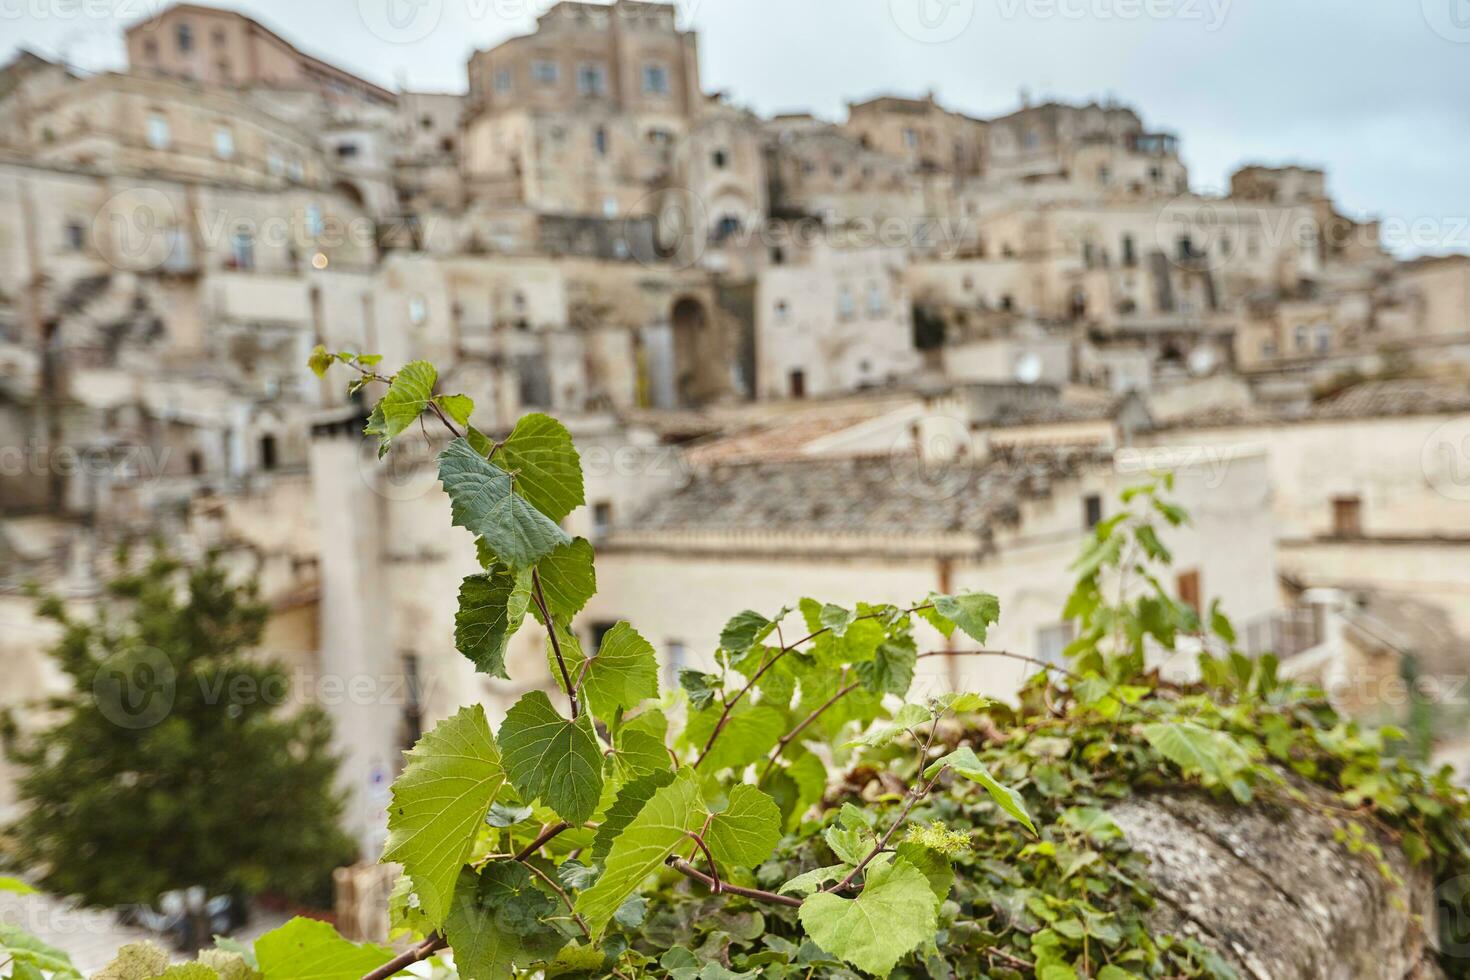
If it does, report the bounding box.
[827,767,947,893]
[694,604,933,769]
[361,935,446,980]
[666,858,802,908]
[532,570,579,719]
[758,680,861,785]
[521,860,592,940]
[514,821,571,861]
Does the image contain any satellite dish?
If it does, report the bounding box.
[1187,346,1218,377]
[1014,352,1043,385]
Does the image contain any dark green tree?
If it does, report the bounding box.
[5,552,356,908]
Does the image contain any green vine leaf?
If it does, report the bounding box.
[439,438,570,569]
[435,394,475,429]
[495,413,585,523]
[382,706,507,928]
[679,669,721,710]
[798,856,938,977]
[856,637,917,696]
[685,704,785,773]
[253,918,392,980]
[364,360,437,458]
[1141,722,1252,785]
[575,769,706,936]
[442,865,567,979]
[611,726,673,780]
[555,621,659,719]
[534,538,597,620]
[705,784,783,869]
[0,923,83,978]
[499,691,603,825]
[454,566,529,678]
[719,610,775,653]
[929,592,1001,644]
[591,769,678,865]
[925,746,1036,835]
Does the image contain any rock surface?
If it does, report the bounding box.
[1110,783,1446,979]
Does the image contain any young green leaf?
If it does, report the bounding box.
[364,360,437,457]
[679,669,721,710]
[930,592,1001,644]
[454,567,528,678]
[495,413,585,523]
[798,856,938,977]
[498,691,603,826]
[253,918,392,980]
[556,621,659,719]
[1140,722,1251,784]
[591,769,678,864]
[382,705,507,928]
[856,638,917,695]
[925,746,1036,835]
[435,394,475,429]
[719,610,775,653]
[611,727,672,780]
[705,784,783,869]
[575,769,706,936]
[438,438,570,569]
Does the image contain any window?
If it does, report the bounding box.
[212,27,226,45]
[532,60,558,85]
[1294,325,1309,351]
[593,501,613,538]
[305,203,323,238]
[788,369,806,398]
[664,640,687,688]
[1083,493,1103,530]
[866,281,885,316]
[1177,569,1202,615]
[712,215,741,241]
[590,622,617,652]
[602,196,618,218]
[143,38,158,59]
[494,69,512,93]
[145,112,170,149]
[903,128,918,149]
[1035,622,1075,668]
[642,64,669,94]
[1097,165,1111,185]
[176,22,193,52]
[408,294,428,326]
[1332,496,1361,536]
[336,142,359,159]
[259,433,277,471]
[647,128,673,145]
[1314,323,1331,353]
[577,63,606,96]
[774,300,789,323]
[229,227,254,270]
[266,150,283,175]
[837,285,856,319]
[213,127,234,159]
[711,149,728,169]
[64,220,85,251]
[594,126,608,157]
[286,158,303,181]
[400,653,423,749]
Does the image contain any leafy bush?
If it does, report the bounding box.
[8,354,1469,980]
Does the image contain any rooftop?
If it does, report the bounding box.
[620,445,1108,539]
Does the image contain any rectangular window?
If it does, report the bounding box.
[213,127,234,159]
[64,220,85,251]
[494,69,512,93]
[594,126,608,157]
[145,112,170,149]
[1035,622,1075,668]
[837,285,856,320]
[532,60,558,85]
[593,501,613,538]
[1177,569,1202,615]
[577,63,606,96]
[642,64,669,94]
[1083,493,1103,530]
[664,640,687,688]
[788,369,806,399]
[1332,496,1361,537]
[176,23,193,52]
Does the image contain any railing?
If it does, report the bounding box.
[1241,607,1321,659]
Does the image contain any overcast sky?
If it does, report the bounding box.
[8,0,1470,256]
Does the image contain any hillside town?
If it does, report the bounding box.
[2,0,1469,865]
